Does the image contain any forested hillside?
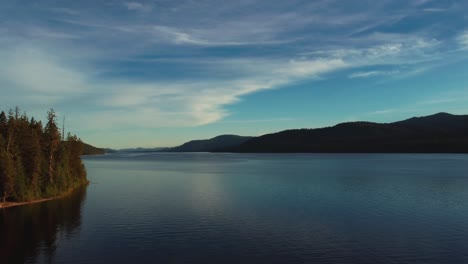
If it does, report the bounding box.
[82,143,105,155]
[228,113,468,153]
[167,135,253,152]
[0,108,87,203]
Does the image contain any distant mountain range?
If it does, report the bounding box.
[225,113,468,153]
[115,147,168,153]
[166,135,253,152]
[101,112,468,154]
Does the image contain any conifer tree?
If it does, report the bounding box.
[1,143,16,202]
[0,136,5,201]
[44,109,61,185]
[29,118,45,197]
[0,111,7,139]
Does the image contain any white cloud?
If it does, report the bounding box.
[349,70,399,79]
[94,59,346,128]
[45,7,79,16]
[412,0,433,6]
[458,31,468,50]
[423,8,448,12]
[302,36,440,66]
[220,118,295,124]
[275,59,347,78]
[146,25,291,46]
[150,26,221,46]
[0,48,87,95]
[124,2,152,12]
[371,109,399,115]
[26,26,78,39]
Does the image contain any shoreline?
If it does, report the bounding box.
[0,181,89,209]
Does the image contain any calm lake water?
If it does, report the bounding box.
[2,153,468,263]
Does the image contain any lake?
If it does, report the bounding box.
[2,153,468,263]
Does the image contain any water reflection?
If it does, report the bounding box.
[3,154,468,263]
[0,186,87,264]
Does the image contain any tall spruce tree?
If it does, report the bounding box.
[0,136,5,201]
[44,109,61,185]
[29,118,44,197]
[0,111,7,139]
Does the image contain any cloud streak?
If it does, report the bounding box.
[349,70,399,79]
[124,2,152,12]
[0,47,87,95]
[458,31,468,50]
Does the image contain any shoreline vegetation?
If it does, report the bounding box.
[0,107,88,206]
[0,181,89,209]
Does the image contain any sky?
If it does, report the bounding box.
[0,0,467,148]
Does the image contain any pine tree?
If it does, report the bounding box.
[1,144,16,202]
[1,109,18,201]
[29,118,45,198]
[13,144,26,201]
[13,112,29,200]
[0,111,7,139]
[44,109,61,185]
[6,109,15,154]
[67,134,86,180]
[0,136,5,201]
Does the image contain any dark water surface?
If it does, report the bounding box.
[2,153,468,263]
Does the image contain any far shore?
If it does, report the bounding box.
[0,181,89,209]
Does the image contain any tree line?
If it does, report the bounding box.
[0,107,87,202]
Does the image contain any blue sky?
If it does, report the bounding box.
[0,0,467,148]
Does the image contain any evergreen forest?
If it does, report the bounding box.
[0,108,87,202]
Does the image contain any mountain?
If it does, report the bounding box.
[82,143,106,155]
[167,135,253,152]
[103,148,118,153]
[226,113,468,153]
[117,147,169,153]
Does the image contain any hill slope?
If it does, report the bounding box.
[167,135,253,152]
[82,143,106,155]
[227,113,468,153]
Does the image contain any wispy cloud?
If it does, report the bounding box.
[416,92,468,106]
[44,7,79,16]
[148,25,291,46]
[124,2,152,12]
[370,109,400,115]
[0,48,87,95]
[422,8,448,12]
[367,91,468,118]
[302,36,441,67]
[220,118,295,124]
[412,0,433,6]
[93,57,347,127]
[25,26,78,39]
[349,70,399,79]
[458,31,468,50]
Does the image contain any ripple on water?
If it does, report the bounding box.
[4,153,468,263]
